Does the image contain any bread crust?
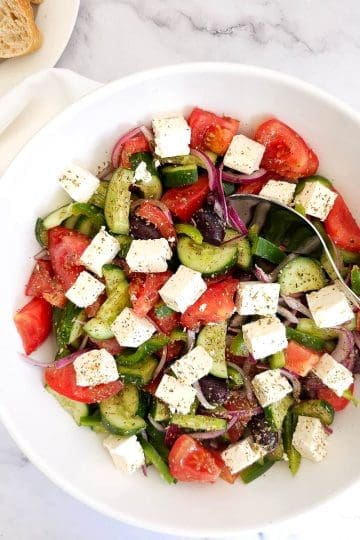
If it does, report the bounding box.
[0,0,42,58]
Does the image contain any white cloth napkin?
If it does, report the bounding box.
[0,68,101,177]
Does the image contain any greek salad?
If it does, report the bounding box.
[14,107,360,485]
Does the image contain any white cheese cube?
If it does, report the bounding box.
[312,353,353,397]
[259,180,296,206]
[221,437,267,474]
[65,271,105,308]
[134,161,152,183]
[292,416,327,462]
[252,368,292,407]
[111,307,156,347]
[79,227,119,277]
[236,282,280,316]
[294,181,337,221]
[159,265,207,313]
[306,284,354,328]
[223,134,265,174]
[155,374,196,415]
[73,349,118,387]
[125,239,172,273]
[103,435,145,474]
[171,346,213,385]
[242,316,287,360]
[58,164,100,203]
[152,115,191,158]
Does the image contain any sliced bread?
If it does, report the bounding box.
[0,0,42,58]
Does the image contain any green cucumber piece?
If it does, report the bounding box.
[117,334,169,366]
[80,409,106,432]
[145,422,169,462]
[100,384,146,436]
[267,442,285,462]
[139,436,176,484]
[130,152,162,199]
[75,215,96,237]
[84,281,129,339]
[292,399,334,425]
[45,384,88,426]
[161,164,198,187]
[296,318,338,340]
[265,395,294,431]
[269,351,285,369]
[196,322,227,378]
[252,236,285,265]
[351,265,360,295]
[227,365,244,388]
[171,414,227,432]
[63,215,79,229]
[229,331,249,357]
[105,168,134,234]
[117,356,158,386]
[151,398,170,422]
[341,249,360,265]
[177,236,238,277]
[294,175,333,195]
[222,182,236,197]
[175,223,203,244]
[321,251,339,281]
[42,204,74,229]
[102,264,127,296]
[286,327,325,351]
[239,458,274,484]
[224,229,252,270]
[35,217,48,247]
[55,302,86,350]
[114,234,132,257]
[88,180,108,208]
[278,256,326,295]
[282,412,301,476]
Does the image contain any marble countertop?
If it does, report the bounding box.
[3,0,360,538]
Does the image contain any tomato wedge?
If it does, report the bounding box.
[236,172,285,195]
[119,133,150,169]
[254,119,319,179]
[168,434,222,482]
[318,383,355,412]
[48,227,90,290]
[44,363,123,403]
[161,176,210,222]
[14,298,52,355]
[135,201,176,240]
[224,391,257,443]
[285,340,321,377]
[85,294,106,318]
[181,278,238,330]
[148,303,180,335]
[188,107,239,155]
[130,271,172,318]
[25,259,66,308]
[90,337,123,355]
[325,194,360,252]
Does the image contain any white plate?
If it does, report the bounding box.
[0,0,79,97]
[1,63,360,537]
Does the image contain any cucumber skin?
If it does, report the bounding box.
[177,236,238,277]
[45,385,88,426]
[105,168,133,234]
[100,386,146,436]
[292,399,334,426]
[224,229,252,270]
[171,414,227,432]
[197,323,227,378]
[278,256,326,295]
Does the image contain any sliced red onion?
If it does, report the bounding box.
[227,206,248,235]
[191,429,226,440]
[141,464,148,477]
[33,249,50,261]
[221,168,267,184]
[55,349,91,369]
[216,165,228,221]
[151,345,168,381]
[165,424,183,448]
[19,353,53,368]
[253,264,272,283]
[186,330,196,353]
[130,198,173,224]
[222,234,243,245]
[98,162,114,180]
[227,362,254,401]
[280,368,301,401]
[332,328,355,364]
[140,125,154,143]
[79,335,89,350]
[190,149,217,191]
[193,381,216,410]
[281,295,312,318]
[111,126,143,168]
[148,414,166,432]
[324,425,333,435]
[276,305,299,324]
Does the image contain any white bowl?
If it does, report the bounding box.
[1,63,360,537]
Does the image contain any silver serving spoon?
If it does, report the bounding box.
[228,193,360,309]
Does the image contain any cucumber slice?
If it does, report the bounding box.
[43,204,74,229]
[294,175,333,195]
[100,384,146,436]
[89,180,108,208]
[130,153,163,200]
[177,236,238,277]
[102,264,127,296]
[114,234,133,257]
[351,265,360,295]
[292,399,334,425]
[145,422,169,461]
[55,302,86,349]
[278,256,326,295]
[239,459,274,484]
[229,331,249,357]
[75,215,96,237]
[45,384,88,426]
[171,414,227,432]
[252,236,285,265]
[80,409,106,432]
[118,356,158,386]
[197,323,227,378]
[151,398,170,422]
[161,164,198,187]
[63,215,79,229]
[265,395,294,431]
[175,224,203,244]
[224,229,252,270]
[83,319,114,340]
[84,281,129,339]
[286,327,325,351]
[35,217,48,248]
[269,351,285,369]
[105,168,134,234]
[227,365,244,388]
[296,318,338,340]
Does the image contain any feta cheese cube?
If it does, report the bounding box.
[126,239,172,273]
[312,353,353,397]
[236,282,280,316]
[252,368,292,407]
[80,227,119,277]
[221,437,267,474]
[294,181,337,221]
[242,316,287,360]
[292,416,327,462]
[306,284,354,328]
[134,161,152,183]
[103,435,145,474]
[152,115,191,158]
[155,374,196,415]
[73,349,118,387]
[259,180,296,206]
[111,307,156,347]
[171,346,213,385]
[159,265,207,313]
[65,271,105,308]
[58,164,100,203]
[223,134,265,174]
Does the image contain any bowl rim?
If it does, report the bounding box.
[2,62,360,537]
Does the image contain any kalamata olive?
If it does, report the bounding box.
[248,415,278,451]
[129,214,162,240]
[193,208,225,246]
[199,375,229,405]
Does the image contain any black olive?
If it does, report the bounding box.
[199,375,229,405]
[129,214,162,240]
[248,415,278,451]
[193,208,225,246]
